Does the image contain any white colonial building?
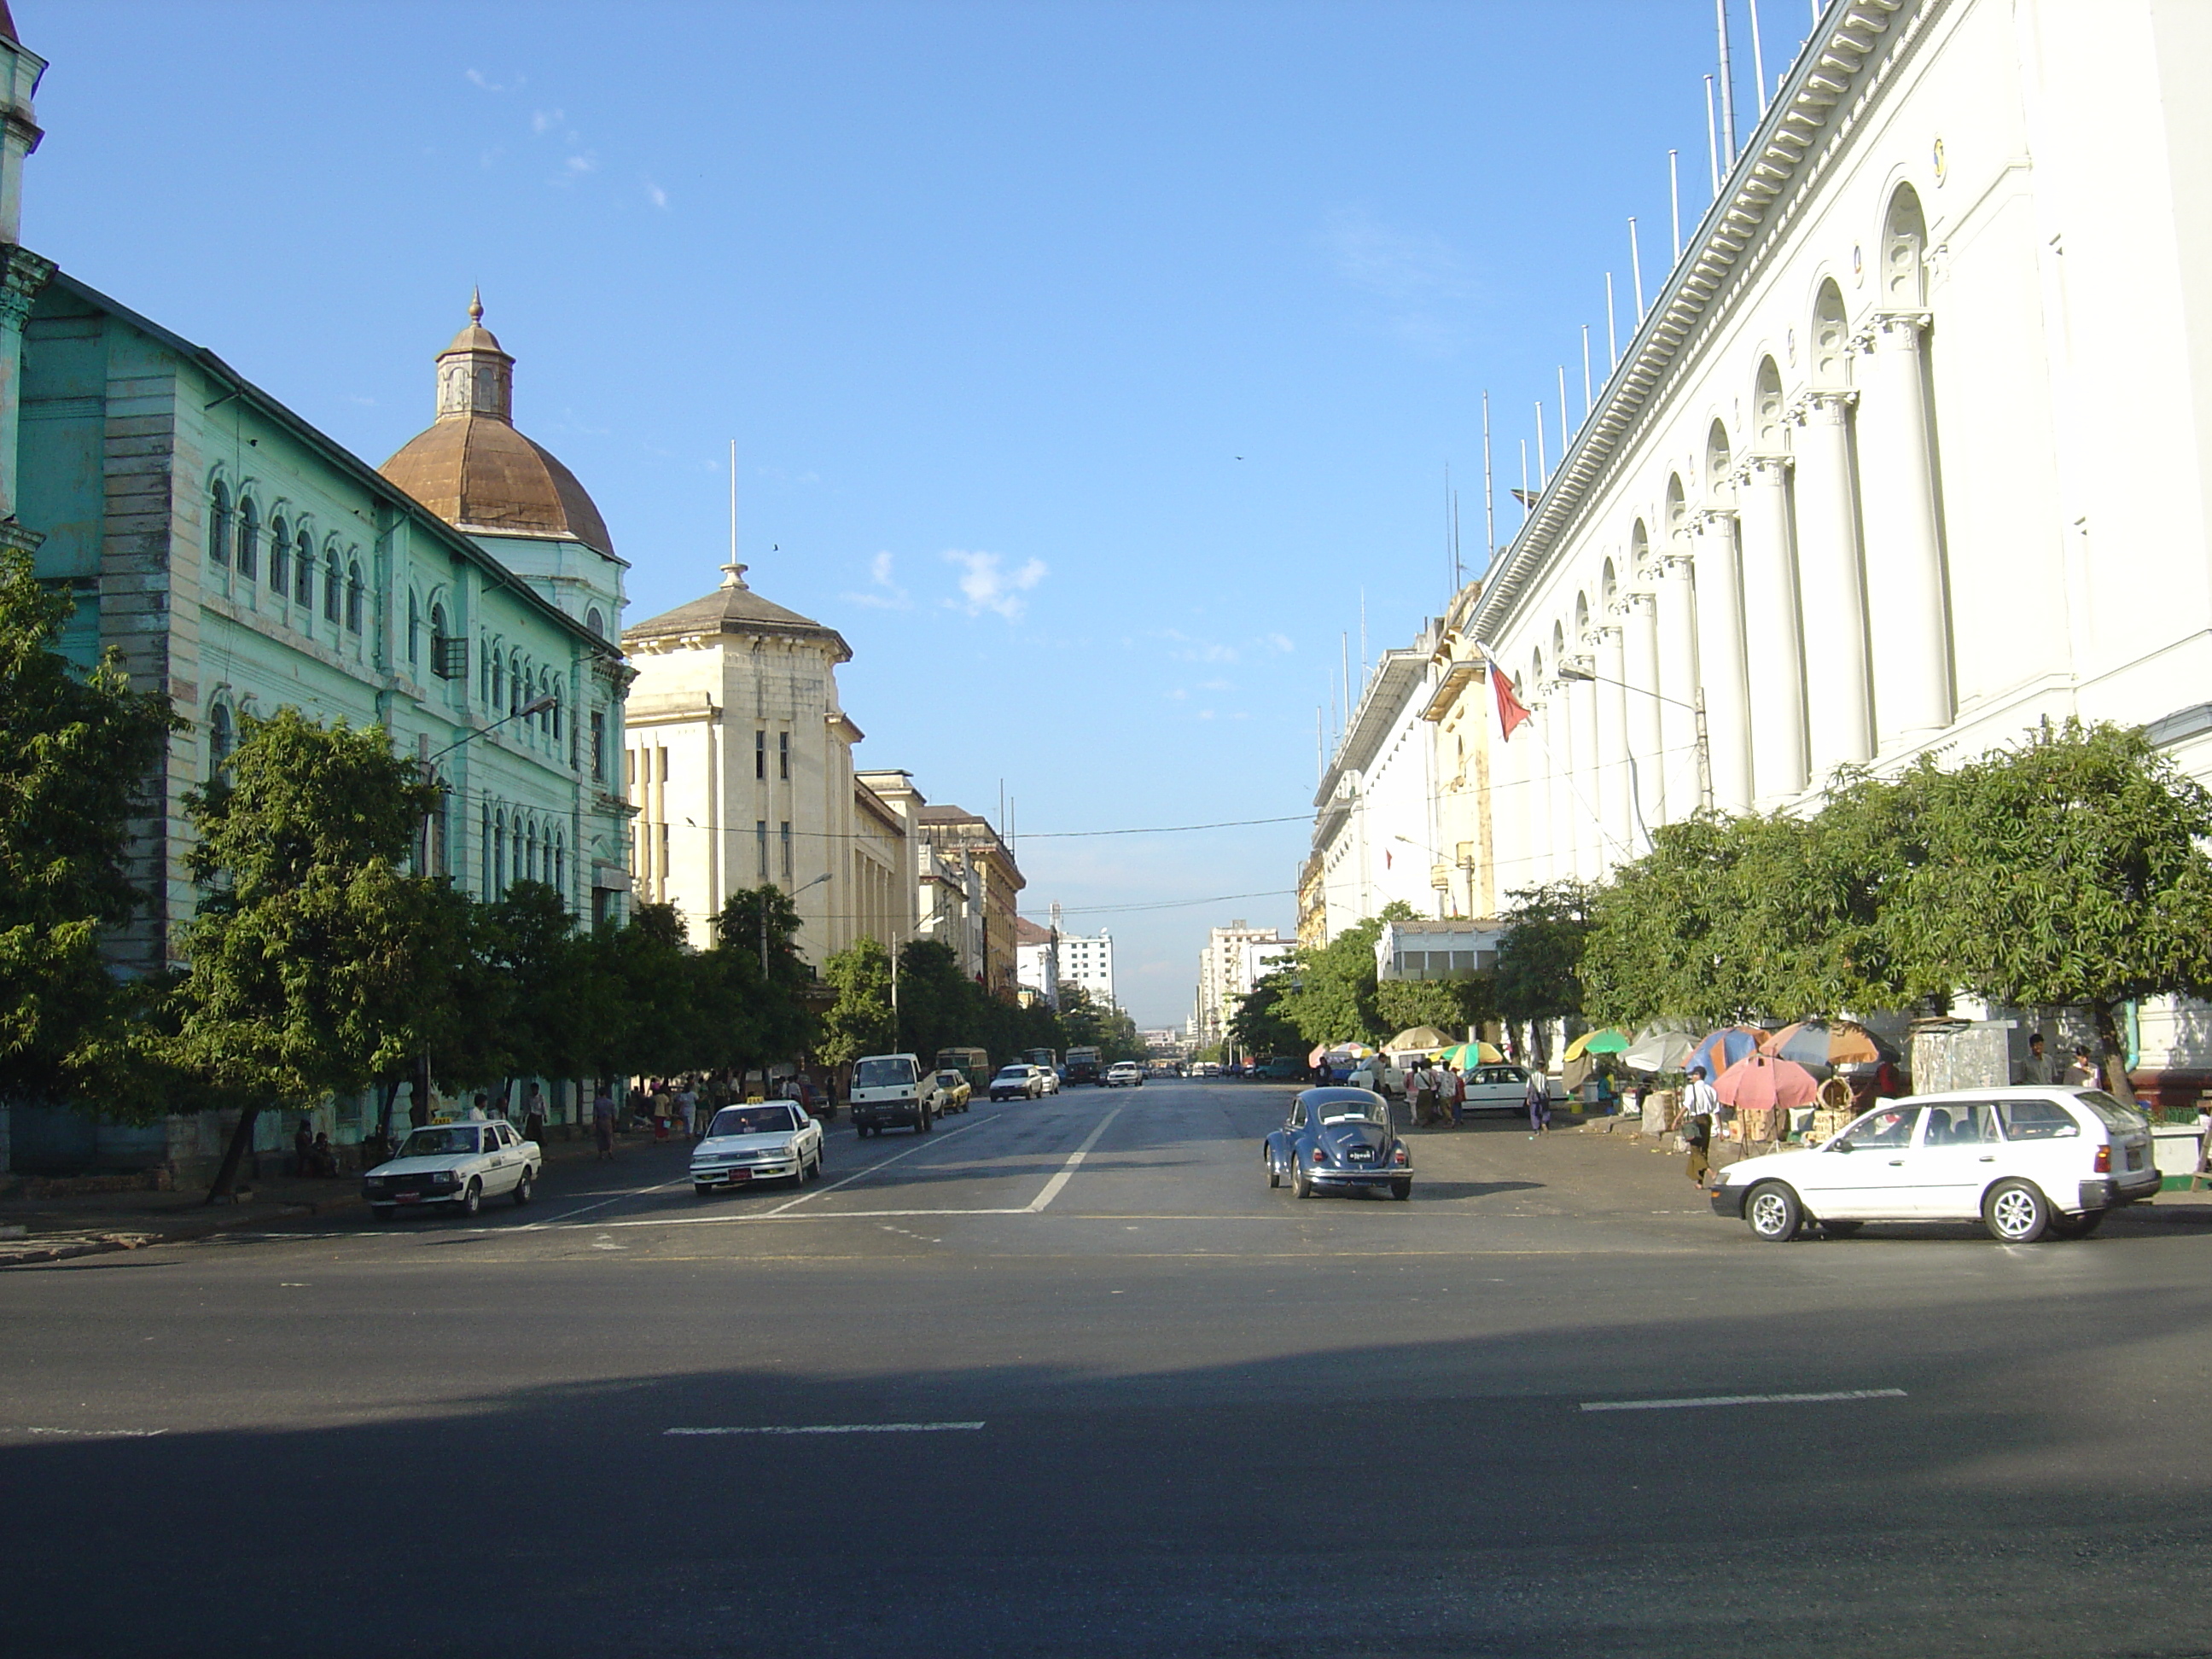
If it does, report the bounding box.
[1193,921,1294,1050]
[1471,0,2212,1085]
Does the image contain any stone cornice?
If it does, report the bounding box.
[1470,0,1937,649]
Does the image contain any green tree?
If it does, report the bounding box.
[707,886,818,1086]
[1228,971,1303,1062]
[1374,974,1492,1039]
[0,547,179,1103]
[168,709,451,1199]
[893,938,975,1065]
[1891,720,2212,1099]
[819,935,895,1068]
[1493,881,1595,1067]
[1275,902,1416,1048]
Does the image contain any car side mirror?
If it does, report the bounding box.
[1832,1139,1854,1154]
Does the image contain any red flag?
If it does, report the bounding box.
[1492,665,1533,742]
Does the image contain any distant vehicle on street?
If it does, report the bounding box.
[364,1121,540,1219]
[990,1064,1045,1103]
[934,1046,992,1091]
[1192,1061,1221,1078]
[1253,1057,1303,1081]
[1710,1086,2159,1243]
[1263,1086,1412,1201]
[1065,1046,1103,1086]
[1023,1047,1059,1072]
[1103,1060,1146,1088]
[850,1052,934,1138]
[927,1068,974,1115]
[691,1102,824,1194]
[1035,1066,1061,1095]
[1460,1064,1538,1116]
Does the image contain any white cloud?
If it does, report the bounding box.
[842,550,911,611]
[466,69,508,92]
[942,550,1046,620]
[1324,207,1480,353]
[1264,632,1295,654]
[644,178,669,210]
[565,153,597,175]
[531,108,564,134]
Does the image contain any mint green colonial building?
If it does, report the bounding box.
[14,277,633,1168]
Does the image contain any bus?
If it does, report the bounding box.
[1065,1046,1103,1086]
[1022,1047,1058,1073]
[934,1047,992,1091]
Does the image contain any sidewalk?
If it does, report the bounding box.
[0,1125,643,1267]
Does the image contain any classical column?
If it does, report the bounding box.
[1736,452,1807,804]
[1523,684,1554,888]
[1854,313,1952,747]
[1621,587,1663,834]
[1545,687,1575,882]
[1690,510,1753,812]
[0,243,51,543]
[1654,552,1701,820]
[1573,656,1601,876]
[1790,390,1872,776]
[1595,620,1630,863]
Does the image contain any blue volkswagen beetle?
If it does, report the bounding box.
[1263,1087,1412,1201]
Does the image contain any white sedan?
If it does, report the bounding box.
[363,1121,540,1219]
[691,1103,824,1195]
[1711,1086,2160,1243]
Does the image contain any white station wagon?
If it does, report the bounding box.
[691,1102,824,1195]
[1711,1086,2160,1243]
[363,1121,540,1220]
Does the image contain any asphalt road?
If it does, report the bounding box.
[6,1078,2211,1657]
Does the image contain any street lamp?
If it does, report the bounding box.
[1551,663,1714,819]
[767,870,833,975]
[424,694,559,766]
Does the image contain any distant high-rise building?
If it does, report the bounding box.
[1195,920,1292,1051]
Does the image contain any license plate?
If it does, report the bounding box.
[725,1170,751,1183]
[395,1193,421,1204]
[1349,1150,1373,1161]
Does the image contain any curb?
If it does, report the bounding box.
[0,1189,367,1268]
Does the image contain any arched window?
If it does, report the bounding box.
[527,821,540,883]
[1629,519,1650,574]
[1812,279,1849,387]
[346,560,365,634]
[1883,184,1927,310]
[1600,559,1617,608]
[1754,358,1784,451]
[407,591,421,665]
[236,497,259,581]
[490,649,504,710]
[550,684,562,743]
[552,831,565,893]
[268,515,290,592]
[510,651,525,717]
[323,546,341,623]
[208,480,232,568]
[1665,474,1688,547]
[207,700,234,781]
[481,802,493,894]
[294,531,314,606]
[1574,591,1591,644]
[494,809,509,891]
[585,606,605,640]
[1704,422,1733,505]
[538,672,554,734]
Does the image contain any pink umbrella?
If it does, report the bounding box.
[1715,1052,1820,1113]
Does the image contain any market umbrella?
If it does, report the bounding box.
[1386,1027,1453,1055]
[1621,1024,1697,1074]
[1715,1052,1821,1112]
[1760,1020,1892,1068]
[1563,1027,1631,1062]
[1441,1041,1505,1067]
[1686,1027,1763,1080]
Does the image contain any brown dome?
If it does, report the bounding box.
[381,416,614,553]
[377,294,614,555]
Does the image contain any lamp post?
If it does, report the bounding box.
[1553,663,1713,824]
[769,870,833,975]
[424,694,558,766]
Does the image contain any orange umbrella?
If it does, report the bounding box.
[1716,1052,1821,1112]
[1759,1021,1889,1067]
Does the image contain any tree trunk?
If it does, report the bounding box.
[204,1102,262,1203]
[410,1051,433,1126]
[2091,1000,2137,1104]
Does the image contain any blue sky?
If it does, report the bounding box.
[27,2,1807,1027]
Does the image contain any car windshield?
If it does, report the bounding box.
[399,1127,479,1158]
[936,1073,964,1086]
[707,1106,799,1138]
[994,1068,1029,1080]
[2073,1089,2149,1132]
[853,1058,916,1089]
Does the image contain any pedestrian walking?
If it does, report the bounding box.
[1524,1071,1551,1133]
[2064,1045,2099,1087]
[591,1087,617,1161]
[1412,1064,1440,1127]
[675,1080,697,1139]
[2019,1033,2055,1086]
[521,1083,546,1146]
[1449,1067,1467,1126]
[1681,1064,1720,1186]
[464,1093,489,1122]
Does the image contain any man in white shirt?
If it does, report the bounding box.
[1680,1065,1720,1185]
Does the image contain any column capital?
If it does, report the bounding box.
[1691,506,1738,533]
[1586,620,1622,649]
[1610,588,1655,620]
[0,243,51,333]
[1790,387,1859,425]
[1734,451,1794,488]
[1853,310,1930,353]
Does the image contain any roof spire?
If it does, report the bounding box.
[720,561,749,591]
[469,286,484,325]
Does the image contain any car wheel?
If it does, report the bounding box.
[1984,1179,2052,1243]
[512,1168,534,1207]
[1292,1163,1315,1200]
[458,1179,482,1219]
[1266,1147,1281,1189]
[1819,1219,1862,1237]
[1390,1179,1412,1202]
[812,1144,826,1179]
[919,1106,934,1134]
[1744,1181,1801,1243]
[2046,1208,2104,1239]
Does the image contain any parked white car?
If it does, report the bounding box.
[1104,1061,1145,1088]
[1036,1066,1061,1095]
[1711,1086,2159,1243]
[1459,1065,1538,1115]
[364,1121,540,1219]
[691,1102,824,1195]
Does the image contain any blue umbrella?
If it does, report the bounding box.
[1686,1027,1762,1079]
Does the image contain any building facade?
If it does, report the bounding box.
[1194,921,1292,1051]
[912,806,1024,1000]
[1014,914,1059,1008]
[1470,0,2212,1082]
[1056,927,1115,1010]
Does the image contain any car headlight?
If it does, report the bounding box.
[431,1171,459,1187]
[364,1177,386,1190]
